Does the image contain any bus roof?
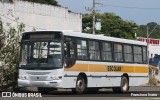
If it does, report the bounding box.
[62,31,147,46]
[22,30,147,46]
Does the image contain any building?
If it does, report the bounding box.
[137,37,160,58]
[0,0,82,32]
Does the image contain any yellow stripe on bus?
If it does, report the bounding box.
[89,64,107,72]
[64,64,148,73]
[121,66,135,73]
[134,66,148,73]
[64,64,88,72]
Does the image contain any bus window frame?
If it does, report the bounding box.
[63,35,147,64]
[123,44,134,63]
[133,45,143,64]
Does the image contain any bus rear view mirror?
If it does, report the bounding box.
[64,57,76,68]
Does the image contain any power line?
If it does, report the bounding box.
[100,4,160,10]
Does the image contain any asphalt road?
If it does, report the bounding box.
[40,86,160,97]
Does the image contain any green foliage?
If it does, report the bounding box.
[22,0,58,6]
[82,13,138,39]
[0,18,25,91]
[137,22,160,39]
[0,19,4,49]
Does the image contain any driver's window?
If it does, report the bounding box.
[40,42,48,58]
[49,42,61,55]
[48,42,61,66]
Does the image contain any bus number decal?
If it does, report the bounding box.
[107,66,122,72]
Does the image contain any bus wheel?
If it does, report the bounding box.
[72,75,87,94]
[112,76,129,93]
[120,76,129,92]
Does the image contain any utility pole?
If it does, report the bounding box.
[146,23,159,76]
[92,0,96,34]
[86,0,100,34]
[146,24,158,61]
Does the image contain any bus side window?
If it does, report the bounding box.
[64,40,75,58]
[64,42,67,57]
[133,46,142,63]
[70,41,75,58]
[89,41,100,60]
[77,40,88,59]
[114,44,123,62]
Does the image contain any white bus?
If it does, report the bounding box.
[18,31,149,93]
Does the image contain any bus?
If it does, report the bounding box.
[18,31,149,93]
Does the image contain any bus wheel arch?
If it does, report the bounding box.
[72,73,87,94]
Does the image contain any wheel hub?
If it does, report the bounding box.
[77,80,83,90]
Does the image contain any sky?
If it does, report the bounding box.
[58,0,160,25]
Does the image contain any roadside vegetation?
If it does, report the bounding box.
[0,18,25,91]
[82,13,160,39]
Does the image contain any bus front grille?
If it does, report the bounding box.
[29,76,48,81]
[27,72,51,75]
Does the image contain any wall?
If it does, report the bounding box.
[0,1,82,32]
[149,44,160,58]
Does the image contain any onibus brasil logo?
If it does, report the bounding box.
[2,92,42,97]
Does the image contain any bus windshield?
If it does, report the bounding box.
[19,32,62,70]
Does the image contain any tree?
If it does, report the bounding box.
[0,18,25,91]
[137,22,160,39]
[82,13,138,39]
[22,0,58,6]
[0,18,4,49]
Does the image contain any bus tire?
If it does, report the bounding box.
[112,76,129,93]
[72,75,87,94]
[120,76,129,92]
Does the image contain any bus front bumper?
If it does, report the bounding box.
[18,79,63,88]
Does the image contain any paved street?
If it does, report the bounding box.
[37,86,160,97]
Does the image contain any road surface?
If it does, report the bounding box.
[1,86,160,100]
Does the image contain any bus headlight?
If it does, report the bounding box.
[50,76,62,80]
[19,75,27,80]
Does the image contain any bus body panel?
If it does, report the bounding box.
[62,61,148,88]
[18,69,64,88]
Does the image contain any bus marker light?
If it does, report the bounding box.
[50,76,62,80]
